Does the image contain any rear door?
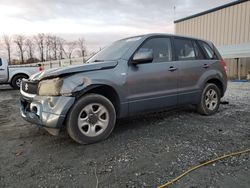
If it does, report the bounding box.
[173,38,208,105]
[0,58,8,83]
[127,37,179,114]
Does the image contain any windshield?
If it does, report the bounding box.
[87,36,142,62]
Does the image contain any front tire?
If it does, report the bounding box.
[197,83,221,115]
[66,94,116,144]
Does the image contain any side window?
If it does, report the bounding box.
[199,41,217,59]
[193,41,205,60]
[174,38,196,60]
[0,58,2,66]
[137,37,172,63]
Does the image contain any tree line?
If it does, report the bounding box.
[1,33,86,65]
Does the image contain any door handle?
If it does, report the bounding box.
[203,64,209,68]
[168,66,177,72]
[0,68,4,71]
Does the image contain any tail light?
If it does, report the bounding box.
[39,66,44,72]
[220,59,227,73]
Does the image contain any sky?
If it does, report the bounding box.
[0,0,235,51]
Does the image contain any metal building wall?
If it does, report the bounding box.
[175,0,250,79]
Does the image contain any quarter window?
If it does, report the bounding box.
[199,41,216,59]
[137,38,172,63]
[193,41,205,60]
[174,38,196,60]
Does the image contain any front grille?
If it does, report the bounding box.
[21,79,38,94]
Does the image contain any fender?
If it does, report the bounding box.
[197,68,225,94]
[8,67,38,83]
[8,70,31,83]
[59,62,128,101]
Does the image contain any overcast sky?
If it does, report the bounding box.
[0,0,234,51]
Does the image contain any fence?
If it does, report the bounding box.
[40,57,89,70]
[17,56,89,70]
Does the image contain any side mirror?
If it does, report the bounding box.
[132,49,153,64]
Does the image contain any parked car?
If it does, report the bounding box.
[20,34,227,144]
[0,58,42,89]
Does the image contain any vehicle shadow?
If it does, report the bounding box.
[0,88,15,92]
[113,106,197,135]
[0,85,14,91]
[24,106,197,146]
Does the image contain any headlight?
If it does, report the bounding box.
[30,70,46,81]
[30,72,41,80]
[38,78,63,96]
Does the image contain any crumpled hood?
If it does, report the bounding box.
[31,61,118,81]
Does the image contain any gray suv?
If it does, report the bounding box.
[20,34,227,144]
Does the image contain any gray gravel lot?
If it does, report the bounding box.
[0,82,249,188]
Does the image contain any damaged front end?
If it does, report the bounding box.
[20,79,76,130]
[20,94,74,134]
[20,61,118,134]
[20,75,89,134]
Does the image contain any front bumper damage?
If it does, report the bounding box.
[20,92,75,132]
[20,72,92,135]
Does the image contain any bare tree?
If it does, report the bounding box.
[57,37,66,60]
[14,35,26,64]
[51,35,59,60]
[45,34,53,61]
[1,34,88,65]
[34,33,45,62]
[25,38,34,59]
[65,41,77,61]
[77,37,86,63]
[3,35,12,64]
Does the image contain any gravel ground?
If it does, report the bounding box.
[0,82,249,188]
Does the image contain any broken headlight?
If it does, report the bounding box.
[38,78,64,96]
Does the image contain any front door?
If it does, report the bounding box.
[127,37,179,115]
[0,58,8,83]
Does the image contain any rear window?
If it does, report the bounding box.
[199,41,218,59]
[174,38,196,61]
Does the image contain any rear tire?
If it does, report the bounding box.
[197,83,221,115]
[11,74,28,89]
[66,94,116,144]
